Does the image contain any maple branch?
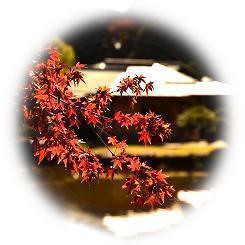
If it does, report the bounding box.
[95,124,111,136]
[23,48,175,207]
[89,125,115,157]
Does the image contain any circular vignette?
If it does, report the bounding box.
[18,13,228,237]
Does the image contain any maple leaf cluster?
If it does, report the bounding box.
[114,111,172,145]
[108,150,174,206]
[22,48,174,207]
[81,86,112,128]
[117,75,154,108]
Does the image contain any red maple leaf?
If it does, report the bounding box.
[67,107,77,118]
[105,168,115,179]
[114,111,122,121]
[115,139,127,149]
[144,81,154,95]
[87,114,100,126]
[138,131,151,145]
[107,136,118,146]
[127,157,141,171]
[38,148,47,164]
[75,62,86,70]
[114,111,132,129]
[144,194,156,207]
[112,159,123,170]
[156,169,168,182]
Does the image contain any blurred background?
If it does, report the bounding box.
[20,16,229,237]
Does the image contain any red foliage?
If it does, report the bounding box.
[116,75,155,108]
[114,111,172,145]
[22,48,175,207]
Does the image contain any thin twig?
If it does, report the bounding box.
[89,125,115,157]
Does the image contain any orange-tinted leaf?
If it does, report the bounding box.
[107,136,118,146]
[112,159,122,170]
[38,148,46,164]
[138,131,151,145]
[127,157,141,171]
